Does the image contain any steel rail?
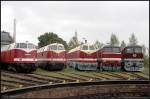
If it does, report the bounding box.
[1,80,149,96]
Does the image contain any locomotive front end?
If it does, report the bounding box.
[122,46,144,71]
[98,45,122,71]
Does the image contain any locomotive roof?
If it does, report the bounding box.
[103,45,120,48]
[1,31,13,45]
[49,43,64,46]
[43,43,64,47]
[125,45,142,48]
[68,43,95,53]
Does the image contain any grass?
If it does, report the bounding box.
[33,65,149,80]
[32,68,74,79]
[142,66,149,76]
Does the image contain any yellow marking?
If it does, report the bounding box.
[51,50,66,54]
[62,80,66,83]
[68,46,97,54]
[89,78,93,82]
[19,84,23,88]
[3,86,6,90]
[49,82,53,84]
[76,80,80,83]
[80,50,97,54]
[68,46,80,53]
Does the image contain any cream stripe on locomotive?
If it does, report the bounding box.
[14,58,37,61]
[67,58,97,61]
[124,58,144,61]
[37,58,66,61]
[101,58,121,61]
[80,50,97,54]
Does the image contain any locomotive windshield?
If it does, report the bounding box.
[16,43,36,49]
[49,45,57,50]
[125,47,142,53]
[134,47,142,53]
[89,45,95,50]
[58,45,64,50]
[113,47,121,53]
[82,45,88,50]
[16,43,27,48]
[28,43,36,49]
[103,47,121,53]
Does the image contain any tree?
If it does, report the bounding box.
[68,36,79,50]
[141,44,149,68]
[141,44,146,55]
[38,32,68,49]
[129,33,138,45]
[110,33,119,46]
[120,40,126,48]
[94,40,104,49]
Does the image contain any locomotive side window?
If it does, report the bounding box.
[82,45,88,50]
[113,47,121,53]
[89,45,95,50]
[18,43,27,48]
[58,45,64,50]
[16,43,20,48]
[103,47,112,52]
[125,48,134,53]
[134,47,142,53]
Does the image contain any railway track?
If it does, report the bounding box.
[1,80,149,98]
[1,70,149,92]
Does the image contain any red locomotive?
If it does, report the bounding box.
[67,43,98,70]
[97,45,122,71]
[1,42,37,72]
[37,43,66,70]
[121,45,144,71]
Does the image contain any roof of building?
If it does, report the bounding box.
[1,31,13,43]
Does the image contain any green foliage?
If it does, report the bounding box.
[144,55,149,68]
[110,33,119,46]
[94,40,104,49]
[38,32,68,49]
[129,33,138,45]
[68,36,79,50]
[141,44,149,68]
[120,40,126,48]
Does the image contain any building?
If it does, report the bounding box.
[1,31,13,46]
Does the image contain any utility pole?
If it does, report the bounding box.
[13,19,16,43]
[75,29,78,44]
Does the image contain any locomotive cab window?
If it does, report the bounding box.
[82,45,88,50]
[89,45,95,50]
[103,47,112,52]
[16,43,27,48]
[50,45,57,50]
[113,47,121,53]
[28,43,36,49]
[134,47,142,53]
[125,48,134,53]
[58,45,64,50]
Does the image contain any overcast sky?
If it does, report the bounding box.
[1,1,149,48]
